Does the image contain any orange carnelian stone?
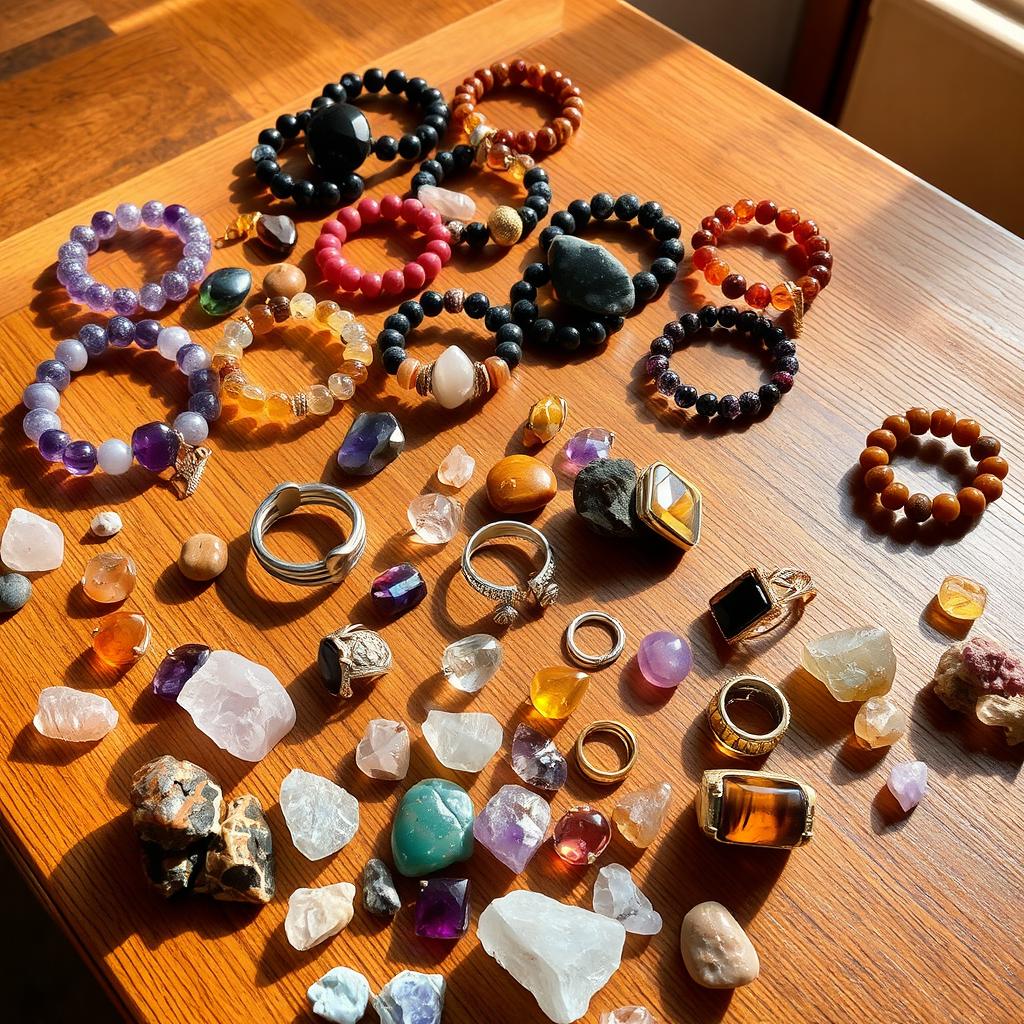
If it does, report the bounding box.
[754,200,778,225]
[905,407,932,434]
[951,418,982,447]
[775,208,800,233]
[866,428,898,453]
[957,486,987,516]
[864,465,894,492]
[977,456,1008,479]
[692,246,718,272]
[973,474,1003,502]
[705,260,730,286]
[931,493,961,523]
[745,282,772,308]
[715,205,738,230]
[930,408,957,437]
[793,219,819,244]
[92,611,151,667]
[881,482,910,510]
[735,198,756,223]
[770,283,794,311]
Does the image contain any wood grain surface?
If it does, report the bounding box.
[2,2,1023,1023]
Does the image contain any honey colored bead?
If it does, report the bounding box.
[701,216,724,237]
[343,341,374,364]
[91,611,151,667]
[977,456,1008,479]
[485,454,557,513]
[314,299,341,326]
[485,356,510,389]
[328,373,355,400]
[248,304,275,335]
[793,219,819,244]
[930,408,956,437]
[905,493,932,522]
[551,117,573,144]
[775,208,800,232]
[213,338,243,360]
[692,246,717,271]
[770,283,793,311]
[266,391,292,419]
[745,282,772,309]
[705,260,730,286]
[530,667,590,719]
[178,532,228,582]
[937,576,987,621]
[931,493,961,523]
[329,310,355,335]
[488,206,523,246]
[866,429,898,453]
[951,418,981,447]
[561,107,583,131]
[880,482,910,510]
[970,436,1001,460]
[222,373,245,398]
[487,142,513,170]
[452,103,475,125]
[290,292,316,319]
[341,360,368,384]
[464,111,486,132]
[734,198,756,223]
[973,473,1003,502]
[796,275,820,301]
[859,446,890,471]
[306,384,334,415]
[239,384,267,413]
[881,415,911,443]
[957,486,987,517]
[263,263,306,300]
[397,358,421,390]
[863,466,893,493]
[906,407,931,434]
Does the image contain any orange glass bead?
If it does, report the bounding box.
[930,408,957,437]
[715,205,738,230]
[561,107,583,131]
[866,428,898,453]
[266,391,292,420]
[527,63,546,87]
[906,407,932,434]
[692,245,718,271]
[248,304,275,335]
[705,260,730,286]
[775,208,800,233]
[701,215,724,237]
[475,67,494,90]
[536,127,557,152]
[551,117,573,144]
[484,356,510,390]
[464,111,486,133]
[515,130,536,154]
[770,283,794,310]
[487,143,513,170]
[860,446,890,471]
[973,474,1003,502]
[796,275,820,301]
[864,465,894,492]
[239,384,267,414]
[977,456,1008,479]
[951,418,982,447]
[745,282,772,309]
[931,493,961,523]
[905,493,932,522]
[754,200,778,225]
[793,219,819,244]
[397,357,421,390]
[881,482,910,510]
[91,611,151,667]
[490,61,510,83]
[735,198,756,223]
[957,486,987,516]
[342,360,368,384]
[881,415,911,443]
[970,436,1001,460]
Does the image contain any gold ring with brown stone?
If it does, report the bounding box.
[698,769,815,849]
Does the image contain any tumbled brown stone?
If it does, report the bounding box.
[485,454,557,513]
[680,901,759,989]
[195,794,275,904]
[262,262,306,300]
[129,755,223,850]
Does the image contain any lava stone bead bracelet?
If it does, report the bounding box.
[377,288,520,408]
[645,305,798,421]
[251,68,450,209]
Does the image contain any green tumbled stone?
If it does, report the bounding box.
[198,267,252,317]
[391,778,474,877]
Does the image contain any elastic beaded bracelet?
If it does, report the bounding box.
[22,324,218,496]
[376,288,516,409]
[212,293,374,420]
[859,409,1006,524]
[451,58,583,157]
[646,305,798,421]
[412,157,551,252]
[313,195,452,298]
[57,201,211,315]
[690,199,832,327]
[251,68,450,209]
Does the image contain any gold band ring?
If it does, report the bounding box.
[707,675,791,757]
[574,720,638,784]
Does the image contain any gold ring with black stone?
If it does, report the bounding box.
[574,720,638,784]
[698,768,816,849]
[708,565,816,643]
[706,675,791,757]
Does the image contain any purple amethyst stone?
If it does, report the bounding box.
[38,429,71,462]
[134,319,161,349]
[111,287,139,315]
[78,323,108,356]
[336,411,404,477]
[62,440,97,476]
[151,644,211,700]
[107,316,136,347]
[473,784,551,873]
[163,204,188,227]
[637,630,692,689]
[35,359,70,391]
[85,282,113,312]
[414,878,470,940]
[371,563,426,618]
[131,421,180,472]
[91,210,117,239]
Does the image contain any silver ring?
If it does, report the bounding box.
[461,520,558,627]
[564,611,626,668]
[250,482,366,586]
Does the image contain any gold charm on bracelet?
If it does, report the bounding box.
[706,675,790,757]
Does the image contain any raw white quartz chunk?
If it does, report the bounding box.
[418,184,476,221]
[279,767,359,860]
[477,889,626,1024]
[592,863,663,935]
[176,650,295,761]
[355,718,410,780]
[1,508,64,572]
[89,510,123,538]
[33,686,117,741]
[285,882,356,950]
[422,709,502,772]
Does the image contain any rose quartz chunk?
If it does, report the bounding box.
[887,761,929,812]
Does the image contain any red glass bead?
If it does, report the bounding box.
[806,250,833,270]
[807,264,832,287]
[804,234,830,253]
[493,128,515,148]
[745,282,772,308]
[715,205,738,230]
[754,200,778,225]
[515,130,536,154]
[690,229,716,250]
[692,245,718,271]
[553,805,611,865]
[793,219,819,244]
[701,215,724,237]
[721,273,747,299]
[735,198,756,223]
[705,260,730,285]
[796,275,820,301]
[776,207,800,232]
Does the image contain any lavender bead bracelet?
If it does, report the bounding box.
[22,320,220,497]
[57,201,212,316]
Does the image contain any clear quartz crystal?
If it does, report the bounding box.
[801,625,896,701]
[33,686,118,741]
[592,863,663,935]
[437,444,475,488]
[355,719,410,780]
[442,634,503,692]
[854,695,907,748]
[422,709,502,772]
[1,507,64,572]
[408,493,462,544]
[279,768,359,859]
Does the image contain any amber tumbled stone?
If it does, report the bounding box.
[485,454,557,513]
[973,473,1003,502]
[957,486,987,517]
[718,775,809,848]
[866,429,898,453]
[930,408,957,437]
[859,446,890,471]
[880,482,910,510]
[906,407,932,434]
[951,418,982,447]
[864,466,894,492]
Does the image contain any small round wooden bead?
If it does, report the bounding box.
[866,429,898,453]
[860,446,890,471]
[930,408,957,437]
[178,532,228,581]
[951,418,982,447]
[905,493,932,522]
[970,436,1001,460]
[957,486,987,517]
[931,493,961,523]
[881,415,911,443]
[864,465,894,492]
[880,482,910,510]
[906,407,932,434]
[973,473,1003,502]
[977,456,1008,479]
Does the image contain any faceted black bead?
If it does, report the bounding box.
[674,384,698,409]
[633,272,659,302]
[568,199,591,230]
[484,305,512,332]
[774,339,797,358]
[654,216,681,240]
[385,69,407,93]
[530,181,553,202]
[323,82,345,102]
[638,201,663,229]
[365,68,385,92]
[382,346,406,374]
[695,392,719,417]
[339,174,364,202]
[398,134,421,160]
[529,318,555,345]
[510,280,537,304]
[258,127,284,151]
[306,103,373,176]
[556,325,581,350]
[512,299,538,325]
[270,173,294,199]
[464,292,489,318]
[591,193,615,219]
[524,195,549,218]
[420,159,443,183]
[421,291,444,316]
[717,305,739,327]
[658,370,681,394]
[605,315,625,334]
[315,181,341,207]
[550,210,576,234]
[656,238,685,263]
[651,257,678,285]
[495,340,523,367]
[518,207,539,236]
[698,304,719,328]
[765,326,787,348]
[524,262,551,286]
[398,300,424,327]
[739,390,762,416]
[377,328,406,351]
[374,135,398,161]
[276,114,299,138]
[759,383,782,408]
[436,151,455,175]
[255,159,279,185]
[406,77,427,99]
[737,310,759,333]
[614,194,641,220]
[650,336,673,357]
[539,225,564,250]
[463,222,489,249]
[384,313,411,336]
[415,125,438,151]
[582,320,607,346]
[776,354,800,375]
[495,323,524,347]
[680,312,701,335]
[523,166,548,187]
[292,180,316,208]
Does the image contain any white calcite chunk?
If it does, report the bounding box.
[33,686,117,741]
[801,625,896,701]
[418,184,476,221]
[355,718,410,780]
[430,346,476,409]
[1,508,64,572]
[176,650,295,761]
[422,709,502,772]
[89,510,123,538]
[592,863,663,935]
[477,889,626,1024]
[308,967,370,1024]
[279,767,359,860]
[285,882,356,950]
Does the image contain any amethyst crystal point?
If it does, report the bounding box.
[473,783,551,873]
[414,878,470,940]
[561,427,614,478]
[511,723,568,791]
[336,412,405,477]
[152,644,211,700]
[131,421,180,472]
[371,563,427,618]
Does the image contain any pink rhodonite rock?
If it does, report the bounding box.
[854,696,907,749]
[33,686,117,741]
[176,650,295,761]
[356,718,410,780]
[887,761,929,812]
[1,507,64,572]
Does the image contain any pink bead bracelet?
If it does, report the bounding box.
[314,195,452,298]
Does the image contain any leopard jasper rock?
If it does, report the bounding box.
[195,794,275,904]
[141,841,207,898]
[129,755,223,850]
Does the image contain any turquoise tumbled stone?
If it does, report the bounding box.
[391,778,474,877]
[198,267,252,317]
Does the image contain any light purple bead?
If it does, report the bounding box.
[176,343,210,374]
[141,200,165,227]
[57,260,85,287]
[134,319,161,349]
[107,316,136,347]
[131,421,180,472]
[161,270,190,302]
[173,411,209,445]
[70,225,98,253]
[177,214,206,237]
[163,204,188,227]
[78,323,108,356]
[637,630,692,689]
[85,282,113,312]
[63,440,98,476]
[188,390,221,421]
[35,359,71,391]
[23,382,61,412]
[24,408,61,442]
[139,282,165,311]
[183,239,212,261]
[91,210,117,240]
[188,368,219,394]
[58,241,88,262]
[38,428,71,462]
[115,203,141,230]
[67,272,94,302]
[177,255,206,283]
[112,287,139,315]
[54,339,88,371]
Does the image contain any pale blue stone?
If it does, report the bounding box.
[307,967,370,1024]
[373,971,446,1024]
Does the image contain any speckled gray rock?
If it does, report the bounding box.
[0,572,32,613]
[573,458,641,537]
[129,755,223,850]
[362,857,401,917]
[195,794,275,903]
[549,235,635,315]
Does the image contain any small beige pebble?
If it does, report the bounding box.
[90,510,123,538]
[178,533,228,581]
[680,901,759,989]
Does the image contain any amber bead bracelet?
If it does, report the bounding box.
[859,408,1007,523]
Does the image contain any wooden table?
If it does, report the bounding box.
[2,2,1022,1022]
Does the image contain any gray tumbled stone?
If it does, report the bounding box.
[573,458,641,537]
[0,572,32,613]
[549,235,635,315]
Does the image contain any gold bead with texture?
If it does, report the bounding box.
[488,206,523,247]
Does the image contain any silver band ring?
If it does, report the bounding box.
[250,482,366,586]
[564,611,626,668]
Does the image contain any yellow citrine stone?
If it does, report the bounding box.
[530,667,590,719]
[937,575,987,621]
[635,461,703,549]
[523,394,569,446]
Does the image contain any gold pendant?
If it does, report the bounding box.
[168,439,212,499]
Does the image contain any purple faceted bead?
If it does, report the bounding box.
[161,270,190,302]
[371,562,426,618]
[36,359,71,391]
[188,368,219,394]
[188,390,221,421]
[337,411,405,477]
[78,323,108,356]
[91,210,117,239]
[163,203,188,227]
[107,316,136,347]
[63,440,97,476]
[414,878,470,939]
[131,421,180,472]
[70,224,98,253]
[58,241,87,263]
[176,343,209,374]
[111,287,139,315]
[151,643,211,700]
[561,427,614,479]
[134,319,161,349]
[38,429,71,462]
[141,200,165,227]
[85,282,113,312]
[637,630,693,689]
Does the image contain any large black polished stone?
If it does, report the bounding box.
[305,102,373,177]
[549,234,635,316]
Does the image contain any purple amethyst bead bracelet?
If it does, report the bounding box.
[58,201,211,315]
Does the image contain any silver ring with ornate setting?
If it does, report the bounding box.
[564,611,626,668]
[250,482,366,586]
[461,520,558,627]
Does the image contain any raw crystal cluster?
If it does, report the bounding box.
[80,552,137,603]
[373,971,445,1024]
[195,794,275,903]
[33,686,117,741]
[801,625,896,701]
[437,444,475,488]
[408,493,463,544]
[356,719,410,780]
[680,901,760,989]
[415,878,471,939]
[307,966,370,1024]
[1,507,64,572]
[531,666,590,719]
[511,723,568,791]
[285,882,356,950]
[362,857,401,917]
[592,863,663,935]
[612,782,672,848]
[473,784,551,873]
[442,634,503,692]
[422,709,502,772]
[887,761,929,812]
[854,695,906,748]
[391,778,474,876]
[279,768,359,860]
[478,889,626,1024]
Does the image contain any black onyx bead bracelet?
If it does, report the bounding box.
[645,305,799,421]
[251,68,450,209]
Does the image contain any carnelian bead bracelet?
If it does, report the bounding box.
[691,199,832,319]
[451,58,583,159]
[859,408,1006,524]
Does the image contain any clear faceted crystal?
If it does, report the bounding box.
[355,719,410,780]
[801,625,896,701]
[308,966,370,1024]
[442,634,503,692]
[279,767,359,859]
[422,709,502,772]
[286,882,356,950]
[408,492,463,544]
[592,863,663,935]
[854,695,907,748]
[473,784,551,873]
[437,444,476,488]
[373,971,446,1024]
[1,507,65,572]
[601,1008,655,1024]
[33,686,117,741]
[510,723,568,791]
[613,781,672,847]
